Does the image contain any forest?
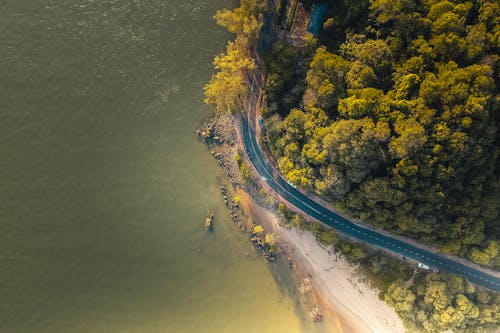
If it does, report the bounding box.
[203,0,500,332]
[262,0,500,268]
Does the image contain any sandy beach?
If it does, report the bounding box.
[240,192,406,333]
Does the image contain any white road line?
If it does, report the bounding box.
[244,119,500,292]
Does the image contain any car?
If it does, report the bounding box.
[258,116,264,126]
[418,262,430,270]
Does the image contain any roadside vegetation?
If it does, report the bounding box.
[204,0,500,332]
[264,0,499,268]
[204,0,267,114]
[278,204,500,333]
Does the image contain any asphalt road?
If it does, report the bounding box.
[241,116,500,292]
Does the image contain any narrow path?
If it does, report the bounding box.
[240,115,500,292]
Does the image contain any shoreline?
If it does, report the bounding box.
[241,191,405,333]
[198,113,405,332]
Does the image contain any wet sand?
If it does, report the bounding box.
[239,191,406,333]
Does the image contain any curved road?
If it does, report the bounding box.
[241,116,500,292]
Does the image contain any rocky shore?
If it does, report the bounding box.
[197,113,240,186]
[196,111,406,333]
[197,113,251,232]
[196,113,340,330]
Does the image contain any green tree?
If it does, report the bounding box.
[306,46,350,110]
[204,39,256,113]
[389,117,427,159]
[469,240,499,266]
[214,0,267,48]
[385,280,416,313]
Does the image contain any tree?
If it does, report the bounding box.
[469,240,499,266]
[385,280,416,312]
[262,0,499,272]
[389,117,427,159]
[306,46,350,110]
[346,60,377,89]
[214,0,267,48]
[204,41,256,113]
[253,224,264,235]
[316,229,339,246]
[204,69,247,113]
[338,88,388,119]
[341,35,393,87]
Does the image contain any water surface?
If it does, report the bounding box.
[0,1,339,332]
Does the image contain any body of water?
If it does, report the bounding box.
[0,1,339,332]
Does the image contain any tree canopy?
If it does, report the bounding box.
[204,0,267,114]
[207,1,500,331]
[264,0,499,267]
[385,273,499,333]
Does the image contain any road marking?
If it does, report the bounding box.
[242,119,500,292]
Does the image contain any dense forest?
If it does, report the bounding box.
[262,0,500,268]
[204,1,500,332]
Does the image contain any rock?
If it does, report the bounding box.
[310,307,323,322]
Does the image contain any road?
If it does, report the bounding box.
[241,116,500,292]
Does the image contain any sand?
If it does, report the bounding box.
[244,194,406,333]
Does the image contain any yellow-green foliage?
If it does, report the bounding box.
[253,224,264,235]
[214,0,267,47]
[265,0,499,269]
[235,150,251,183]
[261,1,500,331]
[204,41,255,114]
[384,272,499,332]
[264,233,274,246]
[204,0,266,114]
[233,195,242,204]
[239,163,251,183]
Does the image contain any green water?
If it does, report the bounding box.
[0,1,340,332]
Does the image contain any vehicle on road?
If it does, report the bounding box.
[258,116,264,126]
[241,116,500,292]
[418,262,430,270]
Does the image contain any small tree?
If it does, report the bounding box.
[253,224,264,235]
